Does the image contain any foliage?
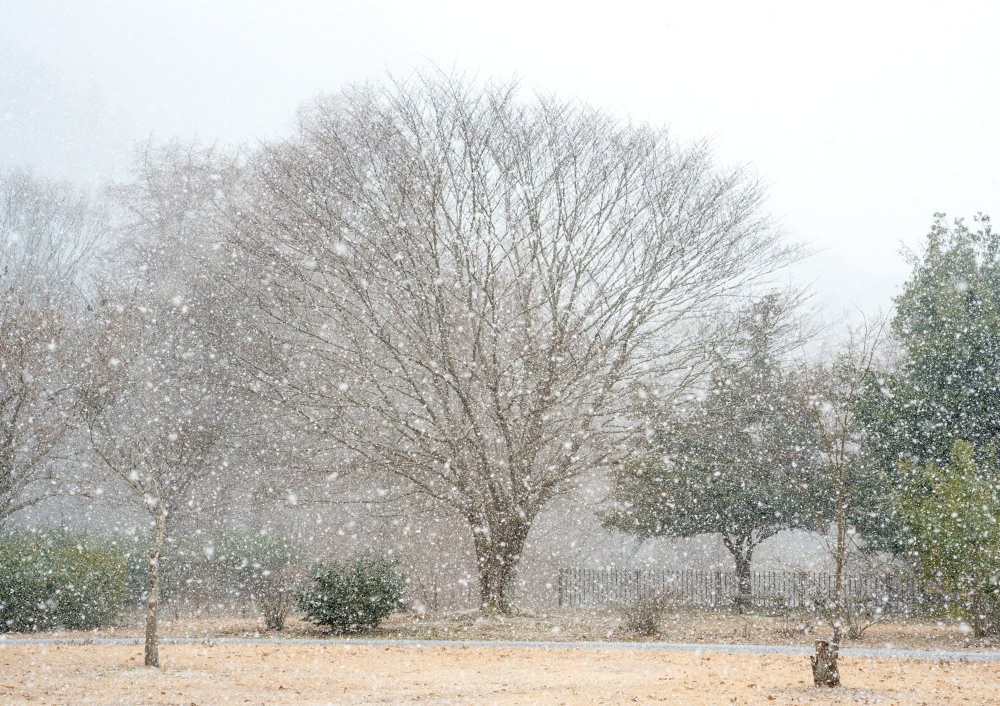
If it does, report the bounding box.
[119,529,300,628]
[859,214,1000,552]
[298,553,406,634]
[893,440,1000,636]
[603,294,821,594]
[0,530,126,631]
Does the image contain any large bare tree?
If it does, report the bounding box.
[227,74,799,612]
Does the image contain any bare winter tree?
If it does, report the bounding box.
[795,317,887,687]
[226,74,800,612]
[78,145,262,667]
[0,169,102,289]
[0,170,107,523]
[79,307,228,667]
[111,142,314,519]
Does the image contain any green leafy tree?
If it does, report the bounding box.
[858,214,1000,552]
[893,440,1000,636]
[604,294,821,600]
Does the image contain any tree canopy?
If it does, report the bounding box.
[893,440,1000,636]
[223,74,798,612]
[603,294,820,595]
[858,214,1000,552]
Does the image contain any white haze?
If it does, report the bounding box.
[2,0,999,324]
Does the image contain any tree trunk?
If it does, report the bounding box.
[811,638,840,686]
[472,513,530,615]
[144,516,166,668]
[723,534,755,614]
[144,547,160,667]
[969,593,998,637]
[817,496,847,687]
[478,559,513,615]
[735,552,753,596]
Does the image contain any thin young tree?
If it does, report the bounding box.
[226,73,799,612]
[796,318,887,687]
[78,269,241,667]
[111,142,307,521]
[79,146,254,667]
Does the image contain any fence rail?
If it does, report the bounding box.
[556,568,928,615]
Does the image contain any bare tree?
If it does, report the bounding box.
[109,142,308,520]
[227,73,799,612]
[795,318,887,687]
[77,145,259,667]
[0,170,106,524]
[80,313,227,667]
[0,169,103,290]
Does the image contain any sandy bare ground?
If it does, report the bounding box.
[2,642,997,705]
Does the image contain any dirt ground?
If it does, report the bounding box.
[3,642,997,705]
[30,607,998,652]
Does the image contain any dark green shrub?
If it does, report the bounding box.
[101,528,301,627]
[298,553,405,634]
[159,529,299,626]
[0,533,127,631]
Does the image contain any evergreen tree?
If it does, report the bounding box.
[858,214,1000,552]
[603,294,821,600]
[894,440,1000,636]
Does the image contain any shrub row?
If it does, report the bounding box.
[0,526,405,635]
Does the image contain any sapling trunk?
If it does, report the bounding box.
[811,638,840,686]
[144,516,166,668]
[144,547,159,667]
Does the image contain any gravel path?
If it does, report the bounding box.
[3,635,999,662]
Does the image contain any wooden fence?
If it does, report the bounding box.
[556,567,928,615]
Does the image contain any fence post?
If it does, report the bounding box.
[557,568,564,608]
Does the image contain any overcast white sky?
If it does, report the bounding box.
[3,0,998,320]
